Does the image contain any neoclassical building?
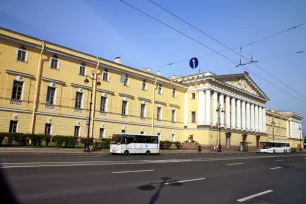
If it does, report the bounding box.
[0,27,303,150]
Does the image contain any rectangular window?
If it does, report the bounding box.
[11,80,23,100]
[100,96,107,112]
[142,80,147,90]
[226,136,231,148]
[140,104,146,118]
[17,49,27,61]
[124,75,129,86]
[74,126,80,137]
[45,123,52,135]
[158,85,162,94]
[46,86,56,105]
[191,111,196,123]
[157,107,162,120]
[9,120,18,133]
[172,88,176,97]
[50,58,59,69]
[122,100,128,115]
[172,109,176,122]
[100,128,105,139]
[191,93,196,99]
[102,70,109,81]
[75,92,83,109]
[79,65,86,76]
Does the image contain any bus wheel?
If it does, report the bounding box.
[146,150,150,156]
[124,150,129,156]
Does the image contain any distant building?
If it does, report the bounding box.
[0,27,303,150]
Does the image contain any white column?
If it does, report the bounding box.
[262,108,266,133]
[198,90,205,125]
[255,105,259,132]
[290,121,293,138]
[219,94,225,127]
[251,104,255,131]
[231,98,236,129]
[241,101,246,130]
[213,92,218,126]
[236,99,241,129]
[205,89,211,125]
[184,92,188,126]
[246,102,250,130]
[258,106,262,132]
[226,96,230,128]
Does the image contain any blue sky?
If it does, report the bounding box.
[1,0,305,133]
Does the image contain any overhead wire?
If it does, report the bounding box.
[147,0,306,100]
[119,0,306,105]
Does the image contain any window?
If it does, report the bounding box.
[158,84,163,94]
[75,92,83,109]
[172,134,176,142]
[157,107,162,120]
[79,64,86,76]
[16,46,27,62]
[226,135,231,148]
[122,129,126,133]
[122,100,128,115]
[50,55,59,69]
[172,109,176,122]
[74,126,80,137]
[124,74,129,86]
[45,123,52,135]
[191,111,196,123]
[11,80,23,100]
[141,131,144,134]
[46,86,56,105]
[102,69,109,81]
[172,88,176,97]
[142,80,147,90]
[191,93,196,99]
[140,103,146,118]
[99,128,105,139]
[9,120,18,133]
[100,96,107,112]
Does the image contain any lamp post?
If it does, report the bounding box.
[299,126,302,151]
[216,102,224,152]
[84,70,101,152]
[271,120,275,141]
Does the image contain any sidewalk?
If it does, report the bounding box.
[0,147,261,155]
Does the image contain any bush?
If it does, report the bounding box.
[53,136,78,148]
[12,133,29,146]
[101,138,111,149]
[52,136,67,147]
[64,137,78,148]
[160,140,181,150]
[0,133,8,146]
[80,137,93,145]
[42,135,51,147]
[29,134,43,147]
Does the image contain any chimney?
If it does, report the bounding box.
[171,75,177,80]
[156,71,161,76]
[115,57,121,64]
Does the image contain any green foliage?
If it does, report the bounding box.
[64,137,78,148]
[101,138,111,149]
[52,136,78,148]
[160,140,181,150]
[12,133,29,146]
[0,132,8,145]
[80,137,93,145]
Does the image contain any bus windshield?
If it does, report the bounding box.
[111,134,121,144]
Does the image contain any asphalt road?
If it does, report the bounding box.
[1,153,306,204]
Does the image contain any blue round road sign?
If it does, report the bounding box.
[189,57,199,69]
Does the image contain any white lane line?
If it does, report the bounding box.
[112,170,153,174]
[237,190,273,202]
[276,159,284,161]
[165,178,205,185]
[227,163,243,166]
[270,167,282,170]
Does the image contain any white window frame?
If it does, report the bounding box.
[100,127,105,139]
[191,93,196,99]
[191,111,196,123]
[172,108,176,123]
[45,123,52,135]
[172,88,176,97]
[142,80,147,90]
[16,48,28,62]
[75,91,84,109]
[79,64,86,76]
[123,75,130,86]
[140,103,147,118]
[158,84,163,95]
[122,99,128,115]
[100,96,108,112]
[157,106,162,120]
[46,86,57,105]
[49,57,60,69]
[172,134,176,142]
[102,69,109,81]
[11,80,24,101]
[9,120,18,133]
[74,125,80,137]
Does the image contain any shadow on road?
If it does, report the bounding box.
[138,177,183,204]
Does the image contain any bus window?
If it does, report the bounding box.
[111,134,121,144]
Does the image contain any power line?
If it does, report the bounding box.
[147,0,306,100]
[119,0,306,105]
[259,50,305,62]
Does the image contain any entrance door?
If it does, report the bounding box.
[256,136,260,149]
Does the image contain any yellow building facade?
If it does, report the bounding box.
[0,27,303,150]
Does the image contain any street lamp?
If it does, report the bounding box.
[299,125,302,151]
[216,102,225,152]
[83,70,101,152]
[271,120,275,141]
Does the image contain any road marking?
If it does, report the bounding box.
[112,170,153,174]
[165,178,205,185]
[227,163,243,166]
[237,190,273,202]
[270,167,282,170]
[276,159,284,161]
